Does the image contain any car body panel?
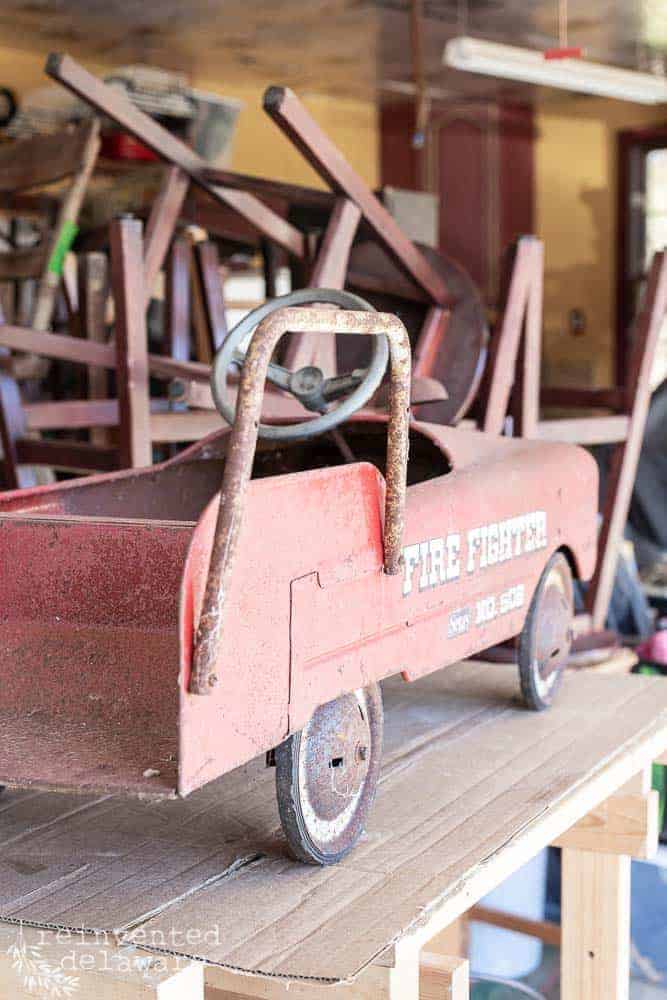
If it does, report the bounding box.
[0,417,598,797]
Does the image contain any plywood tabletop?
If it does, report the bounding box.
[0,661,666,985]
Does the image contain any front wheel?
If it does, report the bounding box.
[275,684,383,865]
[518,552,574,711]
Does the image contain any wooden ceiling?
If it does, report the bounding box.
[1,0,666,102]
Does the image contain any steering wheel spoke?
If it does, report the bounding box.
[230,349,292,392]
[321,370,366,402]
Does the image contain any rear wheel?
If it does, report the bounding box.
[518,552,574,711]
[275,684,383,865]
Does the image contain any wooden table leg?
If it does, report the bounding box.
[561,848,631,1000]
[421,952,469,999]
[426,916,468,959]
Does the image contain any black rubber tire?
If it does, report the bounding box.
[0,88,17,128]
[518,551,574,711]
[275,684,383,865]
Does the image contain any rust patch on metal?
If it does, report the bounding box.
[189,306,411,695]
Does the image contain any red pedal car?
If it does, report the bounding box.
[0,295,597,864]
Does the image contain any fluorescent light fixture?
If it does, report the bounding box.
[444,36,667,104]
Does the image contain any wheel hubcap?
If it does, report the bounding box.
[297,689,374,849]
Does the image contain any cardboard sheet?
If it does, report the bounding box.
[0,662,666,983]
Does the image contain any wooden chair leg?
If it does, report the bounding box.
[111,217,152,469]
[143,164,190,303]
[194,240,228,356]
[79,252,110,447]
[262,237,280,299]
[586,251,667,629]
[188,234,216,365]
[166,237,192,363]
[0,292,27,489]
[283,197,360,374]
[482,237,541,436]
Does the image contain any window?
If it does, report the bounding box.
[645,148,667,388]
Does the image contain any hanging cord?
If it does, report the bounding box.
[559,0,568,49]
[545,0,581,59]
[410,0,429,149]
[458,0,469,35]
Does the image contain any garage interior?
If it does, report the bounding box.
[0,2,666,999]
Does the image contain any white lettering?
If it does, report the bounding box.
[402,511,547,599]
[446,534,461,581]
[467,527,481,574]
[429,538,446,587]
[402,543,420,597]
[418,541,430,591]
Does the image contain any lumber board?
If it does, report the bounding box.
[420,952,468,1000]
[553,790,659,858]
[619,766,652,795]
[561,849,630,1000]
[425,917,467,960]
[469,905,561,947]
[207,960,414,1000]
[198,951,470,1000]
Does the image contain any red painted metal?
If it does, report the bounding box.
[543,47,583,60]
[0,409,597,799]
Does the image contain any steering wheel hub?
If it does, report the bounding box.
[288,366,326,411]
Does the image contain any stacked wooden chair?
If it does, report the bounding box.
[0,54,490,489]
[479,235,667,632]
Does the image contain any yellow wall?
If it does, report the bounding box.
[0,45,379,188]
[535,96,666,386]
[195,80,379,189]
[14,40,662,389]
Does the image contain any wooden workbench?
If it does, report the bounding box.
[0,660,665,1000]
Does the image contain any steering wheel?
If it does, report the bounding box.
[210,288,389,441]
